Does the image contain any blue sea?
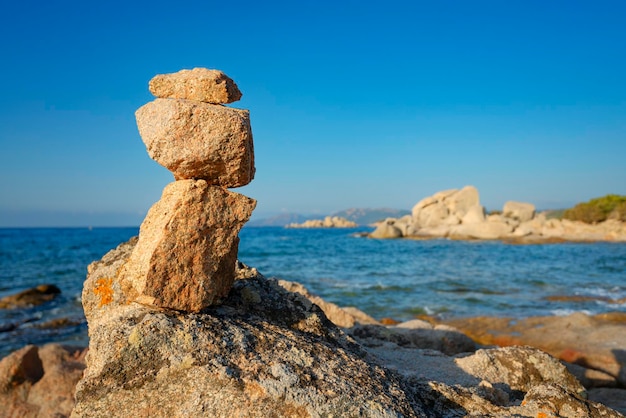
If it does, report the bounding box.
[1,226,626,358]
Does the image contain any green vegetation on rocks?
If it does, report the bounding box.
[563,194,626,223]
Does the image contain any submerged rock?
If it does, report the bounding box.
[0,285,61,309]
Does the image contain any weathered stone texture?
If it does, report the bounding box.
[503,200,536,222]
[149,68,242,104]
[119,180,256,312]
[72,261,427,418]
[0,344,86,418]
[136,98,255,185]
[70,241,624,417]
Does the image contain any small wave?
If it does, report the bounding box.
[550,309,594,316]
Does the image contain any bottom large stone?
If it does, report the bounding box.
[119,179,255,312]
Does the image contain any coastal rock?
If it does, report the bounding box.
[588,388,626,415]
[369,220,403,239]
[136,98,255,185]
[0,345,43,394]
[455,346,585,397]
[73,241,622,416]
[286,216,357,228]
[541,218,626,242]
[26,344,87,417]
[116,180,256,312]
[450,221,513,240]
[503,201,535,222]
[1,240,619,416]
[0,344,86,418]
[565,362,619,388]
[410,225,452,238]
[411,186,480,229]
[350,321,476,356]
[72,267,427,417]
[460,204,486,224]
[148,68,242,104]
[395,186,626,242]
[390,216,420,237]
[442,312,626,387]
[414,203,450,228]
[278,279,379,328]
[0,285,61,309]
[446,185,480,217]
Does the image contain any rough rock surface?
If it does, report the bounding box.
[69,239,623,417]
[74,247,427,417]
[441,312,626,387]
[278,279,379,328]
[369,220,403,239]
[148,68,242,104]
[503,200,536,222]
[0,343,86,418]
[136,98,255,185]
[450,221,513,240]
[100,180,255,313]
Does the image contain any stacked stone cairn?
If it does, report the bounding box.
[123,68,256,312]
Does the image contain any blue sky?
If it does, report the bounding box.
[1,0,625,226]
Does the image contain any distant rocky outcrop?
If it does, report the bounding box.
[332,208,411,225]
[249,208,410,227]
[369,186,626,242]
[247,213,317,227]
[286,215,358,228]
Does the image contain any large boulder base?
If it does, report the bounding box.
[135,98,255,185]
[148,67,242,104]
[107,180,256,313]
[70,239,623,417]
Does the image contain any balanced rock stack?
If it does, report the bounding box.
[121,68,256,312]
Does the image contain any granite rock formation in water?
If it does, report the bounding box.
[370,185,626,242]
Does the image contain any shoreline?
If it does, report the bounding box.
[2,276,626,414]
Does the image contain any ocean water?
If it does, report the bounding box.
[1,226,625,357]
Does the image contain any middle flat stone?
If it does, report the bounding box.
[136,98,255,186]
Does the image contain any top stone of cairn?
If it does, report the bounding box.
[149,68,242,104]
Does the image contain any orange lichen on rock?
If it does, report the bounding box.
[94,278,114,307]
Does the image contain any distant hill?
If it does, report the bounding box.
[247,213,318,227]
[330,208,410,225]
